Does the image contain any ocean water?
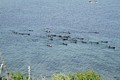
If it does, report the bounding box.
[0,0,120,80]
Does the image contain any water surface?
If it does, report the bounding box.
[0,0,120,80]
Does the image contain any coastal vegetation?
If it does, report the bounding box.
[0,72,31,80]
[0,70,103,80]
[52,70,103,80]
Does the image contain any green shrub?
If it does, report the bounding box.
[52,70,104,80]
[52,74,70,80]
[11,72,32,80]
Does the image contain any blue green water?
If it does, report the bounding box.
[0,0,120,80]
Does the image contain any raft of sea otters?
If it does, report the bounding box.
[45,28,116,50]
[11,28,116,50]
